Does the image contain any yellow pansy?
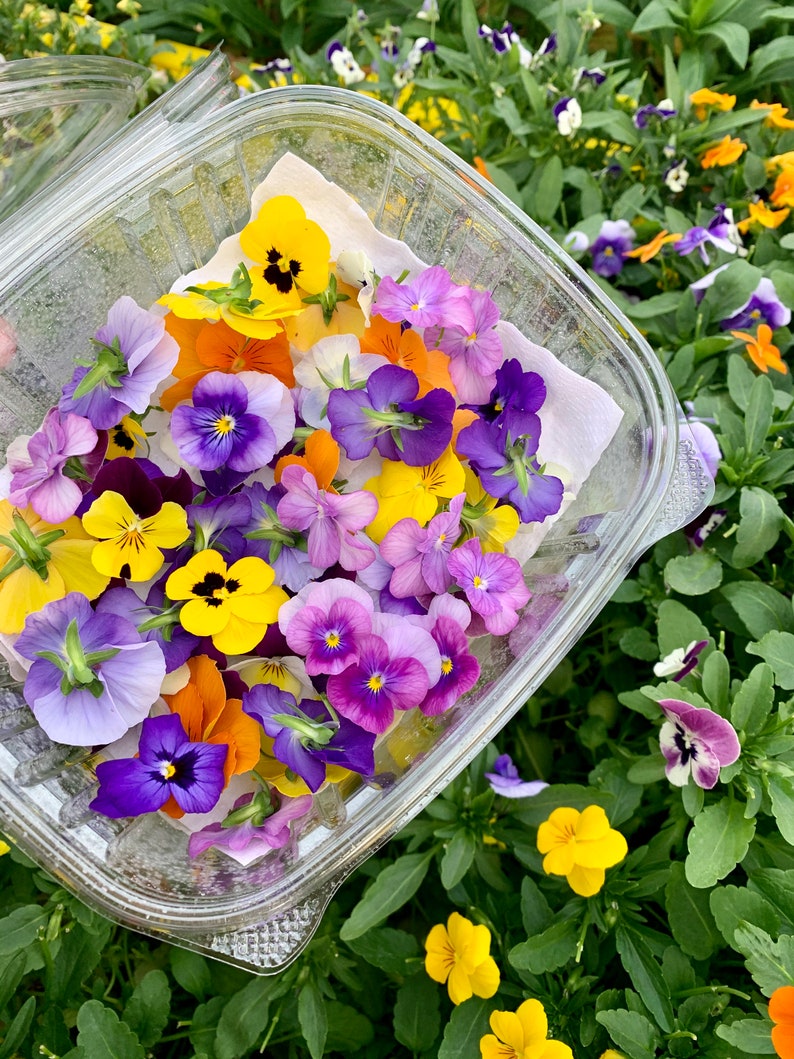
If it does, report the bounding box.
[240,196,331,298]
[82,492,189,581]
[364,446,466,542]
[699,135,747,169]
[737,200,791,232]
[480,999,573,1059]
[537,805,628,897]
[750,99,794,130]
[159,274,303,342]
[460,467,519,552]
[106,415,147,459]
[424,912,500,1005]
[690,87,736,120]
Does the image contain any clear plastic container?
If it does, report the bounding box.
[0,86,714,973]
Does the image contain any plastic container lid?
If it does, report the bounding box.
[0,86,714,973]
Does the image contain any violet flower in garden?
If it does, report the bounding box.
[60,296,179,430]
[90,713,228,818]
[447,537,530,635]
[589,220,635,277]
[15,591,166,746]
[327,363,455,466]
[170,370,295,474]
[553,97,582,138]
[372,266,473,330]
[277,577,374,676]
[188,786,313,860]
[658,698,741,790]
[720,277,792,331]
[653,640,708,681]
[674,224,736,265]
[485,754,548,798]
[633,98,676,128]
[243,683,376,792]
[6,407,99,523]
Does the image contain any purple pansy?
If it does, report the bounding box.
[16,592,166,746]
[60,296,179,430]
[720,277,792,331]
[372,266,474,330]
[243,684,375,791]
[424,288,503,403]
[277,577,374,676]
[686,507,727,548]
[277,465,377,572]
[188,787,312,860]
[633,98,676,128]
[380,494,465,597]
[674,225,736,265]
[170,370,295,474]
[589,219,635,277]
[469,358,547,422]
[485,753,548,798]
[574,66,606,87]
[659,698,741,789]
[653,640,708,681]
[90,713,228,818]
[553,96,582,137]
[6,407,100,523]
[417,608,480,715]
[327,363,455,466]
[447,537,530,635]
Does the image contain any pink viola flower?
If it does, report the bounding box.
[659,698,741,790]
[277,577,375,676]
[6,407,100,523]
[372,266,475,330]
[277,464,378,572]
[380,494,466,598]
[425,288,503,404]
[188,787,313,861]
[412,595,480,716]
[447,537,530,635]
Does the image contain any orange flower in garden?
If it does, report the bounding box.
[537,805,628,896]
[769,985,794,1058]
[480,999,573,1059]
[736,201,791,233]
[160,315,294,411]
[771,168,794,208]
[625,229,682,263]
[162,654,262,816]
[275,429,340,492]
[730,325,788,375]
[751,100,794,130]
[424,912,500,1005]
[360,314,455,396]
[700,136,747,169]
[690,87,736,120]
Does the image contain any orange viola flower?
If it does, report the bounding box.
[625,229,682,263]
[360,314,456,396]
[751,100,794,130]
[690,87,736,120]
[770,985,794,1059]
[275,428,340,492]
[736,200,791,233]
[700,136,747,169]
[160,315,294,411]
[771,168,794,208]
[730,324,788,375]
[161,654,262,816]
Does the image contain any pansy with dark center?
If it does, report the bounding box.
[658,698,741,789]
[466,358,547,423]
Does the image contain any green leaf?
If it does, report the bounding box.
[626,755,667,784]
[747,632,794,689]
[722,583,794,639]
[440,830,477,891]
[324,1003,374,1052]
[716,1018,776,1053]
[188,997,224,1058]
[0,906,50,955]
[727,351,758,411]
[511,784,613,827]
[731,663,775,735]
[0,951,26,1012]
[579,109,639,147]
[664,551,723,595]
[732,487,785,568]
[520,876,553,936]
[624,292,682,320]
[438,998,492,1059]
[767,774,794,844]
[122,971,171,1051]
[700,20,749,66]
[169,947,211,1000]
[710,884,781,947]
[619,627,659,660]
[298,981,327,1059]
[665,862,720,959]
[51,919,112,1007]
[685,798,755,888]
[75,1001,145,1059]
[734,923,794,995]
[345,927,419,975]
[751,37,794,85]
[615,925,674,1032]
[0,996,36,1059]
[214,978,278,1059]
[393,973,440,1052]
[340,851,434,941]
[657,600,711,655]
[509,918,579,973]
[701,651,730,712]
[632,0,678,32]
[701,260,762,319]
[744,374,775,456]
[531,154,564,222]
[595,1008,659,1059]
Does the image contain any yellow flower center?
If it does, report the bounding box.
[411,302,421,311]
[367,673,384,693]
[441,656,454,675]
[750,309,761,319]
[214,414,236,435]
[325,631,341,648]
[473,575,484,588]
[161,762,176,779]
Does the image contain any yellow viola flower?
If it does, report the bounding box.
[750,99,794,130]
[480,999,573,1059]
[625,229,682,263]
[0,837,10,855]
[737,200,791,232]
[165,549,288,655]
[150,40,211,81]
[106,415,147,459]
[82,491,189,581]
[240,196,331,298]
[689,87,736,120]
[460,467,519,553]
[536,805,628,897]
[730,324,787,375]
[771,167,794,208]
[600,1052,627,1059]
[364,446,466,543]
[159,274,303,342]
[236,656,305,698]
[424,912,500,1005]
[700,135,747,169]
[0,502,110,634]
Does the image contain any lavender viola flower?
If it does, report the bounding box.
[574,66,606,88]
[653,640,708,680]
[674,225,736,265]
[277,577,374,676]
[485,753,548,798]
[373,266,473,330]
[553,96,582,138]
[60,296,179,430]
[424,288,503,404]
[658,698,741,789]
[589,219,635,277]
[90,713,228,818]
[327,363,455,466]
[6,407,99,523]
[633,98,676,128]
[188,787,312,860]
[170,370,295,474]
[16,592,166,746]
[380,494,466,598]
[456,409,564,524]
[720,277,792,331]
[243,684,376,792]
[187,491,252,554]
[277,465,377,572]
[710,203,745,254]
[447,537,530,635]
[470,358,547,423]
[243,482,323,592]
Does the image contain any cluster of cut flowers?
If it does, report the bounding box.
[0,191,570,862]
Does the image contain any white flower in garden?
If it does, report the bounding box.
[553,97,582,137]
[664,161,689,193]
[326,42,366,86]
